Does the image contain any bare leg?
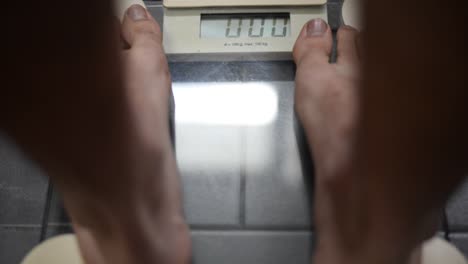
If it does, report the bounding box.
[1,3,190,264]
[293,19,443,264]
[70,6,191,264]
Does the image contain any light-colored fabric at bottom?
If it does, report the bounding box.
[21,235,466,264]
[21,235,84,264]
[422,238,467,264]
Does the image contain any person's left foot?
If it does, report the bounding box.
[293,19,437,264]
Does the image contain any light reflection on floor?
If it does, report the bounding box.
[173,81,312,227]
[173,82,279,127]
[173,82,306,187]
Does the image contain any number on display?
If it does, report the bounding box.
[226,18,241,38]
[272,18,288,37]
[225,17,288,38]
[249,18,265,37]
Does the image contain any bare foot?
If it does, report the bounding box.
[294,19,360,178]
[293,19,431,264]
[64,5,190,264]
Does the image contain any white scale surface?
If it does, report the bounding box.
[162,0,328,59]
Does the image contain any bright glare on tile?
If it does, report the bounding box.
[173,82,279,127]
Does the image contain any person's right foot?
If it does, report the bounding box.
[68,5,191,264]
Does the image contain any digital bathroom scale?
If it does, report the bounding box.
[162,0,328,60]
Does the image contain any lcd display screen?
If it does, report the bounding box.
[201,13,291,39]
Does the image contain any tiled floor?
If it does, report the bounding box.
[448,180,468,232]
[1,1,467,264]
[0,227,41,264]
[0,134,47,263]
[191,231,314,264]
[0,135,48,227]
[447,180,468,256]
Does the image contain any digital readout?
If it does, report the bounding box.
[201,13,291,39]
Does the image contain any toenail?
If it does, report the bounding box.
[307,19,328,37]
[127,5,148,21]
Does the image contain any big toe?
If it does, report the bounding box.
[121,5,163,51]
[293,18,333,68]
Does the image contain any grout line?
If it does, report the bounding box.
[191,229,315,234]
[448,232,468,235]
[41,223,314,232]
[445,228,468,234]
[191,226,313,232]
[39,180,53,242]
[44,229,316,238]
[443,207,451,241]
[0,224,42,229]
[239,128,247,227]
[47,223,73,227]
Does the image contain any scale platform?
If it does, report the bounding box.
[162,0,328,61]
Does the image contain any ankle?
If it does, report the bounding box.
[74,211,191,264]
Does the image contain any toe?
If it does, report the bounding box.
[293,18,333,67]
[121,4,168,78]
[115,0,147,22]
[121,5,163,51]
[336,25,360,66]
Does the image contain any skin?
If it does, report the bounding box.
[2,4,190,264]
[293,0,468,262]
[70,9,191,264]
[293,19,428,264]
[1,1,467,264]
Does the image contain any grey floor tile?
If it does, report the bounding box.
[175,83,243,226]
[447,178,468,231]
[450,233,468,258]
[46,187,70,225]
[0,133,48,225]
[192,231,314,264]
[45,225,74,239]
[245,82,313,228]
[0,226,40,264]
